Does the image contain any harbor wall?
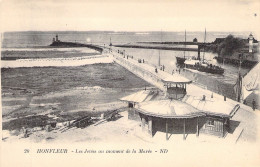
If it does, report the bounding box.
[181,68,236,100]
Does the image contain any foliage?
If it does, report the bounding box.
[205,35,246,57]
[216,35,246,56]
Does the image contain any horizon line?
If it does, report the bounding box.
[2,30,252,33]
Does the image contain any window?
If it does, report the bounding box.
[128,102,133,108]
[207,119,214,126]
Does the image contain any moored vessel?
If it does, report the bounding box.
[183,29,225,75]
[184,59,225,75]
[175,30,187,66]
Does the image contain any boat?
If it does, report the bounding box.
[183,29,225,75]
[184,58,224,75]
[176,56,186,65]
[109,37,112,46]
[175,30,187,66]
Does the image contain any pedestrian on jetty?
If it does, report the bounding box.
[22,127,28,138]
[252,99,256,111]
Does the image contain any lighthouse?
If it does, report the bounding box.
[249,33,253,53]
[56,34,59,42]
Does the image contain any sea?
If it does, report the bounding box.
[1,31,252,113]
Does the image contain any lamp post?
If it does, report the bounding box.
[238,53,243,73]
[222,54,225,68]
[237,53,243,102]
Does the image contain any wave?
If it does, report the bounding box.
[1,55,113,68]
[74,86,106,91]
[1,47,99,53]
[135,32,150,35]
[108,32,126,35]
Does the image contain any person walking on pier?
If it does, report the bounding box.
[172,69,175,74]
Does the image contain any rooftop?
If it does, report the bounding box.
[120,90,159,103]
[161,74,192,84]
[121,91,240,118]
[137,99,205,118]
[182,95,240,118]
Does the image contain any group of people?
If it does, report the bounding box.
[172,68,181,74]
[160,65,165,71]
[155,65,165,73]
[138,59,145,63]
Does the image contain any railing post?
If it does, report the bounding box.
[166,119,169,140]
[183,119,186,140]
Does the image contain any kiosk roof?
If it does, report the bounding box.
[161,74,192,84]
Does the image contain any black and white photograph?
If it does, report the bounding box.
[1,0,260,166]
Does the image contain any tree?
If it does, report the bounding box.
[216,35,246,57]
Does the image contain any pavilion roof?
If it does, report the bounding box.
[161,74,192,84]
[120,90,158,103]
[135,95,239,118]
[136,99,205,118]
[181,95,240,118]
[121,90,240,118]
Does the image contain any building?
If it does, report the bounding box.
[249,33,254,53]
[56,34,59,42]
[120,74,240,140]
[193,38,198,43]
[52,34,60,43]
[213,38,225,44]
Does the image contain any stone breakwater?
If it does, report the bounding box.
[112,52,165,90]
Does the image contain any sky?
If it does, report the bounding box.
[0,0,259,35]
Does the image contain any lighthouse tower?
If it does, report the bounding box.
[249,33,254,53]
[56,34,59,42]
